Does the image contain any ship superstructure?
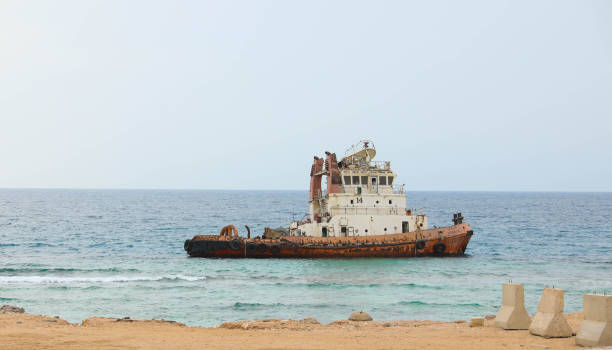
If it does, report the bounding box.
[290,141,426,237]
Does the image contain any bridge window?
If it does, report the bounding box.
[388,176,394,185]
[371,177,377,185]
[389,200,392,204]
[379,176,387,185]
[361,176,368,186]
[352,176,360,185]
[343,176,351,185]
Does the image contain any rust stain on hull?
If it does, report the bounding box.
[185,223,473,258]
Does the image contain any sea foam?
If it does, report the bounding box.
[0,275,203,283]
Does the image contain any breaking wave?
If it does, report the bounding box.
[394,300,483,307]
[231,302,349,310]
[0,275,204,284]
[0,267,140,274]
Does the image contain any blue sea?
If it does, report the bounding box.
[0,190,610,326]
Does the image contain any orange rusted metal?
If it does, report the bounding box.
[185,223,473,258]
[309,157,324,200]
[325,152,341,195]
[219,225,239,238]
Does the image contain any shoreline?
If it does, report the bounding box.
[0,309,585,350]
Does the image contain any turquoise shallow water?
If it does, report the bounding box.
[0,190,610,326]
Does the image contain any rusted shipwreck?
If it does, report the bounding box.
[184,141,473,258]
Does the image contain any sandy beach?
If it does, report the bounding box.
[0,310,586,350]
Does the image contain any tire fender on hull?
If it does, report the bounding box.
[246,242,257,253]
[433,242,446,254]
[415,239,426,250]
[256,243,266,253]
[229,239,241,250]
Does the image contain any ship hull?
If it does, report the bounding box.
[185,223,473,258]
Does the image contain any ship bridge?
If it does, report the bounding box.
[302,140,417,238]
[337,140,402,195]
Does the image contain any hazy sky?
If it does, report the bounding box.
[1,0,611,191]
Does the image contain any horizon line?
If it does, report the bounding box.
[0,187,610,194]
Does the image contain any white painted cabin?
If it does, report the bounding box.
[289,141,427,237]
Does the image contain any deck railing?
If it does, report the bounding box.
[331,206,405,216]
[369,161,390,170]
[393,184,404,194]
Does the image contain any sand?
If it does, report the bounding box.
[0,312,586,350]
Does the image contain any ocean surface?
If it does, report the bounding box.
[0,190,610,326]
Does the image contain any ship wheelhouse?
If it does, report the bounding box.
[290,140,426,238]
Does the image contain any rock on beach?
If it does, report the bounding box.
[0,305,25,314]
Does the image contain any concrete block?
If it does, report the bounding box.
[470,317,484,327]
[529,288,572,338]
[495,283,532,330]
[576,294,612,347]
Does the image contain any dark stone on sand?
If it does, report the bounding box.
[0,305,25,314]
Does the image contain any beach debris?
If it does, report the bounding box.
[576,294,612,347]
[382,322,397,327]
[470,317,484,327]
[454,320,467,323]
[349,311,373,321]
[0,305,25,314]
[529,288,572,338]
[485,314,496,320]
[530,345,549,349]
[495,283,532,330]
